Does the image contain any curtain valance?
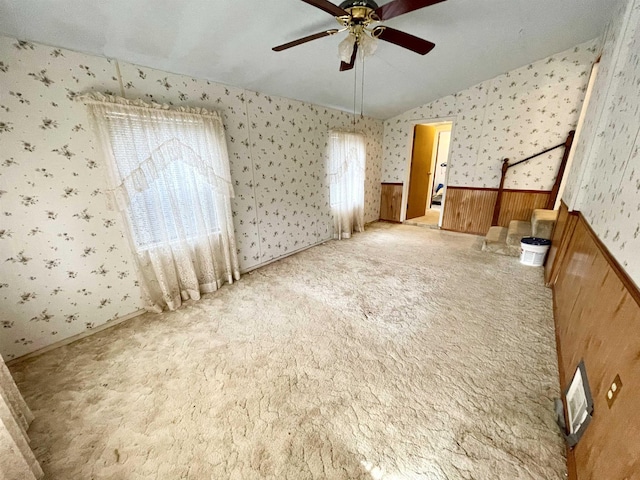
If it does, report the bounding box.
[78,93,234,211]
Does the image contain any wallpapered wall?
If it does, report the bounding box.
[0,35,383,359]
[562,2,627,208]
[381,40,598,190]
[562,0,640,285]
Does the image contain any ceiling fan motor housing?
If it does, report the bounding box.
[338,0,379,8]
[339,0,380,22]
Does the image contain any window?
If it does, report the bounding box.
[104,114,220,249]
[89,103,234,252]
[83,94,239,311]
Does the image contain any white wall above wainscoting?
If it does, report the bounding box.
[381,40,599,191]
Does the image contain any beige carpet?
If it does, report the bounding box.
[10,222,566,479]
[405,209,441,227]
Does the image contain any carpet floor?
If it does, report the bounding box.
[405,209,441,227]
[10,222,565,479]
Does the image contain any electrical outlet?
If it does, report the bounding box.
[606,374,622,408]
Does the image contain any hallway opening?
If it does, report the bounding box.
[404,121,452,227]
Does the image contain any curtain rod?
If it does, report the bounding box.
[77,92,222,119]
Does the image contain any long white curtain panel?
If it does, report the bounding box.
[328,131,366,239]
[82,93,240,312]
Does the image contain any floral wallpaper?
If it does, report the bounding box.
[0,35,383,359]
[382,40,599,191]
[0,37,141,360]
[562,0,629,208]
[114,62,383,264]
[565,0,640,285]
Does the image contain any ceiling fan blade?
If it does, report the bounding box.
[340,43,358,71]
[301,0,349,17]
[374,0,446,21]
[375,27,435,55]
[273,29,340,52]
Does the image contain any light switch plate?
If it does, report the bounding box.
[606,374,622,408]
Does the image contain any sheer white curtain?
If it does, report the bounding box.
[328,131,366,239]
[82,93,240,312]
[1,354,44,480]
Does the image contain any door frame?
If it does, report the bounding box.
[400,116,457,226]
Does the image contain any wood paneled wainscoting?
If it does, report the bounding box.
[544,201,578,286]
[441,187,551,235]
[552,212,640,479]
[379,183,403,222]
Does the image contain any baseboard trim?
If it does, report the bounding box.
[240,237,332,274]
[551,288,576,480]
[440,226,483,236]
[6,308,147,366]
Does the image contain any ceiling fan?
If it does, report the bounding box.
[272,0,445,71]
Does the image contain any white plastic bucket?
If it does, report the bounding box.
[520,237,551,267]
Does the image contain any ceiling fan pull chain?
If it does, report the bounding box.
[360,52,365,120]
[353,49,358,130]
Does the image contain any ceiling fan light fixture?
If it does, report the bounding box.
[338,33,357,62]
[358,32,378,58]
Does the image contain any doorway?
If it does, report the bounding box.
[405,121,452,227]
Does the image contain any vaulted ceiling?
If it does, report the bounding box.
[0,0,616,119]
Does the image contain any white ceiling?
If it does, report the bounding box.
[0,0,616,119]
